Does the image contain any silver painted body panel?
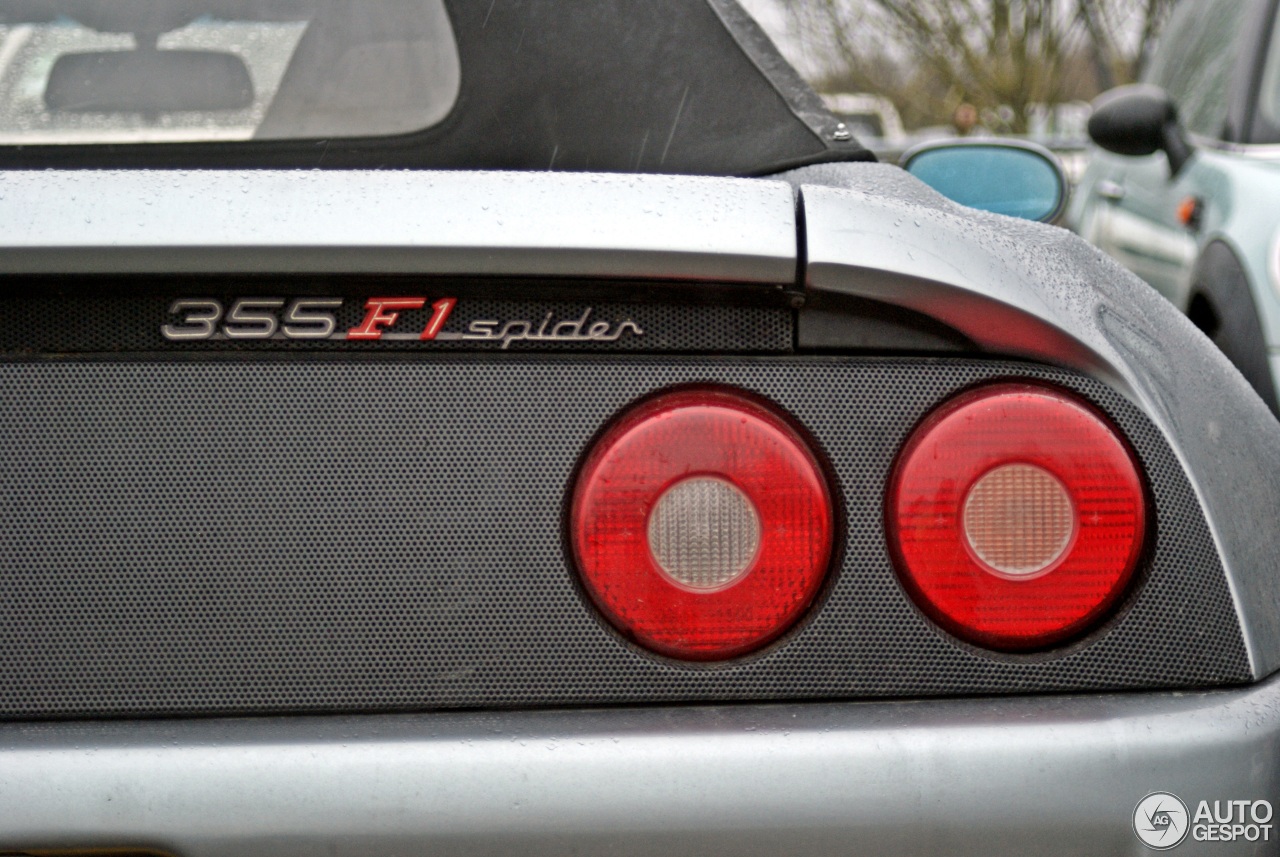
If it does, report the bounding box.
[1071,151,1199,309]
[794,164,1280,678]
[1072,148,1280,381]
[3,164,1280,855]
[1,164,1277,676]
[2,678,1279,856]
[801,182,1119,386]
[0,170,798,283]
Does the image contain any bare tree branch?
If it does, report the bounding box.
[779,0,1175,133]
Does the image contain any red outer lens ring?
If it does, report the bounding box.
[570,387,835,660]
[888,383,1147,652]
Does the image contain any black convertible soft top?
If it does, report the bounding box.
[0,0,874,174]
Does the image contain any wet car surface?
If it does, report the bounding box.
[2,2,1280,855]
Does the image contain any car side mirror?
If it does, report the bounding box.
[1087,84,1193,176]
[901,139,1067,223]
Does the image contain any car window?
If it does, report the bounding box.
[0,1,460,144]
[0,1,865,173]
[1143,0,1244,139]
[1257,3,1280,137]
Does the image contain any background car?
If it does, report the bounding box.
[1069,0,1280,414]
[819,91,908,155]
[3,2,1280,856]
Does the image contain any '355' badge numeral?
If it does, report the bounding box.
[161,297,456,341]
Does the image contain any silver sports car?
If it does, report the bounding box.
[1,2,1279,855]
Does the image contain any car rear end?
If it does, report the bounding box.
[2,167,1280,856]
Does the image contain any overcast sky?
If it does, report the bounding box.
[733,0,1155,82]
[735,0,822,77]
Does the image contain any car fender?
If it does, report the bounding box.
[1193,153,1280,348]
[785,162,1280,677]
[1187,240,1279,413]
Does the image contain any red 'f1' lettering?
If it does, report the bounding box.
[347,298,426,339]
[420,298,457,340]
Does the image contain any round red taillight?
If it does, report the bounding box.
[570,387,834,660]
[888,383,1147,652]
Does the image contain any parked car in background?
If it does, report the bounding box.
[1070,0,1280,414]
[3,2,1280,856]
[820,91,908,154]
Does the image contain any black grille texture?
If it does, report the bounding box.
[0,357,1249,718]
[0,296,791,353]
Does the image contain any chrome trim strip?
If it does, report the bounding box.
[1270,228,1280,302]
[1195,138,1280,160]
[0,171,797,283]
[2,679,1277,856]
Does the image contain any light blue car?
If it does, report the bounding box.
[1070,0,1280,414]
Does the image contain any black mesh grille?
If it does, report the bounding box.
[0,357,1249,719]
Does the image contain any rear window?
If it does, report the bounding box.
[0,1,460,145]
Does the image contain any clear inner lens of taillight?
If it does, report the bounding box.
[570,387,834,661]
[647,477,761,590]
[889,382,1147,652]
[962,463,1075,578]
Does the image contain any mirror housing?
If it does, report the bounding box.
[45,50,254,114]
[900,139,1067,223]
[1088,84,1193,176]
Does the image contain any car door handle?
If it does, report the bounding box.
[1096,179,1126,202]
